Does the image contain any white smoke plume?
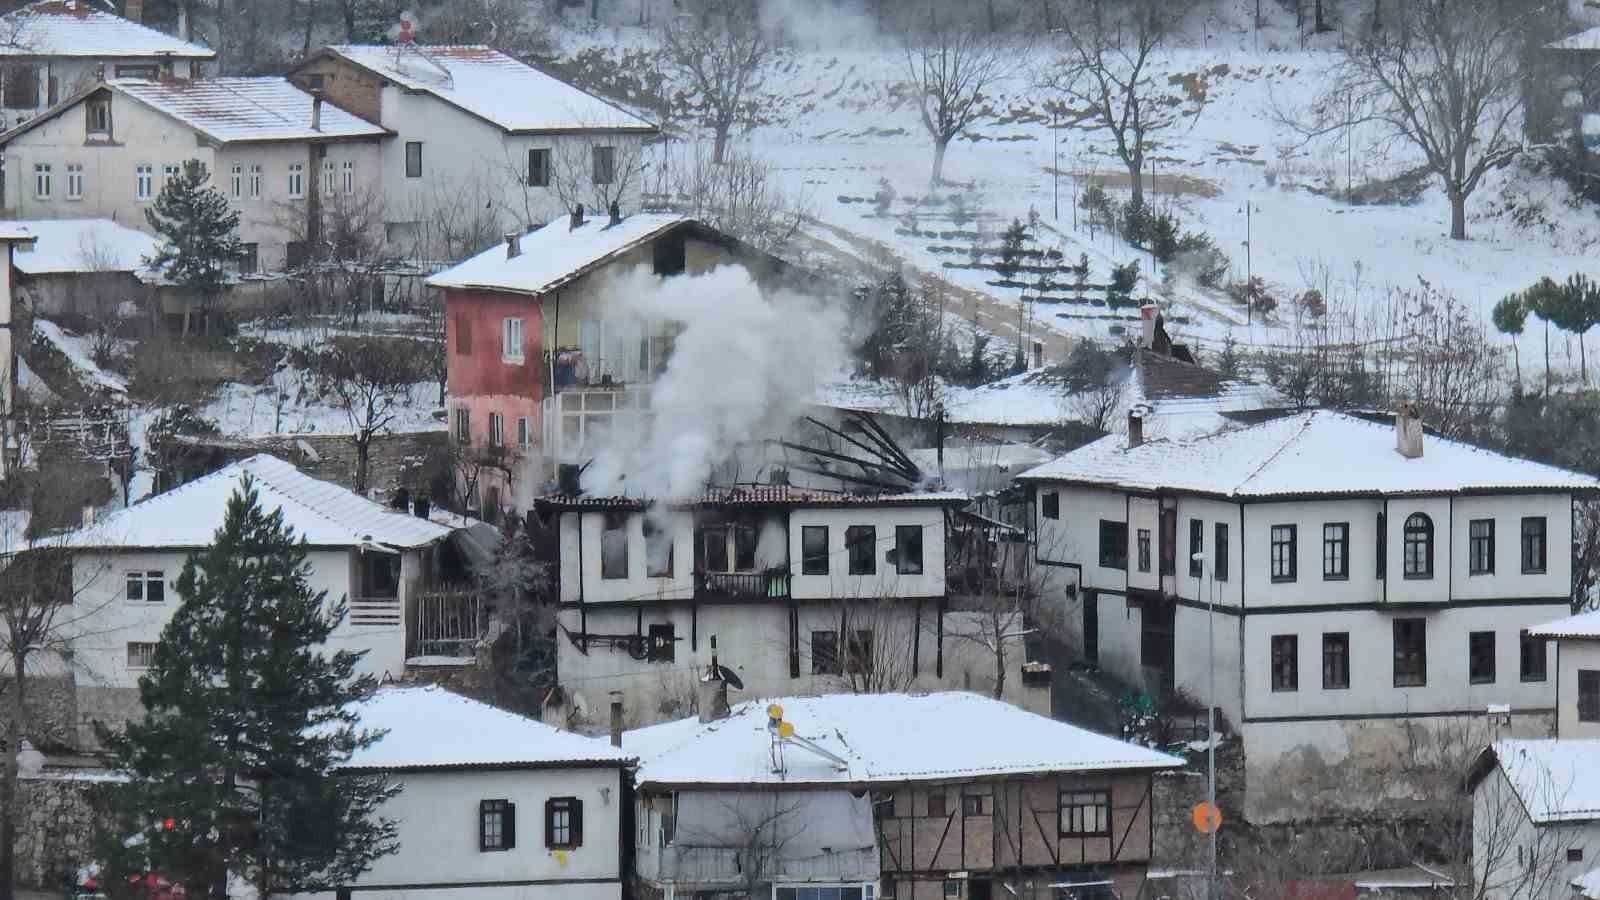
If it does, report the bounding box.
[579,264,848,498]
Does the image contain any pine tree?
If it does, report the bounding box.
[96,478,398,900]
[144,159,244,336]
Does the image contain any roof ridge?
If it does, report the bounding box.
[1228,411,1316,494]
[240,454,392,543]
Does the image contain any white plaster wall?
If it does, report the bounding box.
[569,509,697,605]
[1241,603,1565,721]
[1241,498,1386,607]
[1451,494,1573,601]
[788,505,945,600]
[1036,486,1127,594]
[1172,603,1243,727]
[1126,495,1158,593]
[1173,496,1243,607]
[66,548,407,690]
[1556,639,1600,739]
[1086,590,1144,689]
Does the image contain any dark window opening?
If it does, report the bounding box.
[358,552,400,598]
[544,797,581,849]
[1581,670,1600,723]
[895,524,923,575]
[927,792,947,818]
[3,65,38,109]
[1469,631,1496,685]
[1271,634,1298,692]
[1376,512,1387,580]
[405,141,423,178]
[1098,519,1127,570]
[811,630,839,675]
[647,623,675,662]
[1522,516,1547,574]
[1521,632,1548,682]
[592,145,616,184]
[1189,518,1204,577]
[1322,632,1349,690]
[846,525,876,575]
[1469,519,1495,575]
[1136,528,1151,573]
[479,799,514,851]
[601,512,629,580]
[801,525,829,575]
[961,794,987,816]
[1041,491,1059,519]
[1058,790,1111,837]
[845,629,873,675]
[652,231,686,276]
[527,147,550,187]
[1394,618,1427,688]
[1215,522,1229,581]
[644,518,673,577]
[1403,513,1433,579]
[1270,524,1297,582]
[1323,522,1349,580]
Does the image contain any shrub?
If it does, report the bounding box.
[1171,232,1230,287]
[1107,261,1140,307]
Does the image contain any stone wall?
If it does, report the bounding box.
[1151,739,1245,869]
[15,776,101,890]
[173,430,448,501]
[3,675,80,752]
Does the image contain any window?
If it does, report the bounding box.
[1571,848,1586,864]
[2,64,37,109]
[1521,632,1547,682]
[927,792,946,817]
[1403,513,1433,579]
[405,141,423,178]
[943,881,961,899]
[545,797,581,849]
[802,525,829,575]
[287,162,304,199]
[1468,519,1495,575]
[846,525,876,576]
[342,159,355,194]
[162,164,179,186]
[135,165,152,200]
[86,98,112,135]
[811,630,840,675]
[249,164,262,198]
[1270,524,1297,582]
[1394,618,1427,687]
[479,799,515,851]
[1189,519,1203,577]
[455,314,472,354]
[126,642,157,669]
[1059,790,1111,836]
[845,629,874,675]
[1136,528,1151,573]
[125,570,165,602]
[777,891,869,900]
[1098,520,1127,570]
[64,163,83,199]
[517,416,532,448]
[322,159,336,195]
[961,794,986,816]
[1322,632,1349,690]
[1469,631,1496,685]
[238,243,259,274]
[1215,522,1229,581]
[1041,491,1059,519]
[230,163,242,198]
[1376,512,1387,580]
[453,408,470,444]
[527,148,550,187]
[895,525,923,575]
[47,74,57,105]
[488,412,504,447]
[644,519,673,578]
[1581,670,1600,723]
[1271,635,1298,692]
[646,623,675,661]
[601,513,629,579]
[113,64,159,79]
[1521,517,1547,574]
[300,73,326,90]
[32,163,49,199]
[1322,522,1349,580]
[502,317,525,363]
[592,145,616,184]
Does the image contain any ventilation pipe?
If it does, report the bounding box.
[310,89,323,131]
[609,690,624,748]
[1396,400,1424,459]
[504,231,521,259]
[696,636,730,723]
[569,203,586,231]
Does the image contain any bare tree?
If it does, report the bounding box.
[1301,0,1524,240]
[322,337,428,495]
[903,7,1013,184]
[652,142,808,256]
[663,0,771,165]
[1575,499,1600,613]
[549,135,648,220]
[816,597,920,695]
[1045,0,1196,208]
[671,793,805,896]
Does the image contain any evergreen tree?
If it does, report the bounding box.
[143,159,244,336]
[1491,293,1528,387]
[96,479,398,900]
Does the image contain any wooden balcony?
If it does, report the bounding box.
[695,569,791,601]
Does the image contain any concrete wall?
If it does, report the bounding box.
[1556,639,1600,739]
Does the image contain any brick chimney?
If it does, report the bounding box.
[124,0,144,22]
[1127,407,1145,449]
[1139,303,1158,349]
[310,89,323,131]
[1396,400,1424,459]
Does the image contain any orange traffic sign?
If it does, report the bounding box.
[1192,801,1223,834]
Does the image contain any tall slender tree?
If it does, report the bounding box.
[96,479,398,900]
[1491,293,1528,388]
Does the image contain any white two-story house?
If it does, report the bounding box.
[1018,407,1598,823]
[537,482,1045,730]
[287,43,658,260]
[0,0,212,136]
[60,454,483,745]
[0,76,387,275]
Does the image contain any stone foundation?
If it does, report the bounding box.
[15,776,101,890]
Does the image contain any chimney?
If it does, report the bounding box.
[696,636,730,723]
[310,89,323,132]
[608,690,623,748]
[569,203,586,231]
[1127,408,1144,449]
[1396,400,1424,459]
[1139,303,1158,350]
[412,496,431,519]
[81,502,96,527]
[608,201,622,226]
[124,0,144,23]
[177,3,190,41]
[504,231,521,259]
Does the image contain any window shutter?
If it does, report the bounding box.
[478,800,490,851]
[544,799,556,849]
[503,801,516,849]
[571,799,583,847]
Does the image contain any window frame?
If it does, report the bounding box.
[478,798,515,852]
[961,794,986,816]
[135,164,152,201]
[125,570,165,603]
[1322,522,1349,580]
[600,512,629,580]
[65,163,83,200]
[1376,512,1387,580]
[801,525,829,576]
[125,641,158,670]
[1215,522,1229,581]
[287,162,305,199]
[342,159,355,194]
[161,163,179,187]
[86,97,112,136]
[1041,491,1059,519]
[249,163,262,198]
[1098,519,1127,570]
[1271,634,1298,692]
[33,162,50,200]
[646,623,675,662]
[321,158,336,195]
[229,163,242,198]
[1393,618,1428,688]
[405,141,423,178]
[1402,513,1434,579]
[517,416,531,448]
[846,525,876,576]
[453,408,471,444]
[894,524,923,575]
[1520,631,1548,683]
[1469,518,1495,575]
[1058,789,1112,837]
[502,316,525,363]
[927,791,947,818]
[1468,630,1496,685]
[643,518,673,578]
[545,797,581,849]
[1580,669,1600,724]
[527,147,551,187]
[1322,632,1350,690]
[1136,527,1151,574]
[811,629,840,675]
[1189,518,1203,578]
[1270,524,1297,583]
[1521,516,1548,574]
[592,144,616,185]
[488,412,503,448]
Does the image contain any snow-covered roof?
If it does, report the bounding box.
[625,692,1182,788]
[542,486,968,510]
[1551,25,1600,51]
[8,218,156,275]
[66,454,458,550]
[0,2,214,59]
[0,222,37,242]
[1481,739,1600,825]
[426,213,694,297]
[310,44,656,134]
[339,685,630,771]
[1016,410,1599,498]
[1527,609,1600,640]
[1576,866,1600,900]
[105,77,388,143]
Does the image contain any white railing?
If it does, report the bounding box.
[415,589,481,657]
[349,596,402,627]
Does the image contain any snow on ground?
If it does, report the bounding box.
[33,319,127,393]
[200,378,444,438]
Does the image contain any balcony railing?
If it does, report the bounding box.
[415,588,481,658]
[696,569,791,600]
[653,845,878,885]
[349,596,401,627]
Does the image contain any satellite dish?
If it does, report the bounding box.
[572,691,590,719]
[719,666,745,690]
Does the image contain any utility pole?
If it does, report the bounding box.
[1052,106,1060,222]
[1193,552,1218,900]
[1243,197,1252,327]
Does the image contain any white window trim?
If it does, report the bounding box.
[230,163,242,198]
[135,164,152,201]
[124,570,165,604]
[249,163,262,198]
[65,163,82,200]
[489,412,504,448]
[288,162,305,200]
[342,159,355,194]
[517,416,531,448]
[33,163,50,199]
[502,317,525,363]
[126,641,158,670]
